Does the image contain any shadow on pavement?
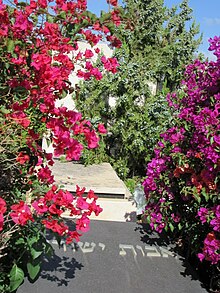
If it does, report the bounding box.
[39,224,83,287]
[40,254,83,287]
[136,223,208,291]
[124,211,137,222]
[137,222,170,247]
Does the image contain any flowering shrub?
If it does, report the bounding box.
[143,38,220,275]
[0,0,120,291]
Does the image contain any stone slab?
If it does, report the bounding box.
[18,221,207,293]
[51,160,131,198]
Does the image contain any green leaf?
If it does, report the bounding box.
[169,223,174,232]
[178,223,182,230]
[146,215,151,223]
[100,11,111,22]
[17,1,27,7]
[30,14,38,23]
[82,19,89,26]
[61,89,67,99]
[0,106,10,115]
[201,188,209,202]
[9,264,24,292]
[30,247,43,260]
[27,261,41,280]
[44,241,54,257]
[27,236,38,247]
[85,11,97,22]
[193,191,201,203]
[15,238,25,245]
[7,39,15,53]
[59,11,66,19]
[47,14,54,23]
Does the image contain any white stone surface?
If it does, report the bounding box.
[51,161,131,199]
[88,198,136,222]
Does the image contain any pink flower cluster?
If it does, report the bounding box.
[198,232,220,265]
[210,205,220,232]
[0,0,121,247]
[10,201,33,226]
[198,207,210,224]
[143,37,220,263]
[0,0,121,167]
[1,185,102,244]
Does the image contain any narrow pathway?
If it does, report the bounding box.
[18,161,207,292]
[18,221,207,293]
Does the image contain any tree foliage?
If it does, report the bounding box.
[76,0,202,180]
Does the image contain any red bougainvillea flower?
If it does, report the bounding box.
[107,0,118,6]
[101,56,119,73]
[111,9,121,26]
[87,189,98,200]
[10,111,31,128]
[76,214,90,232]
[98,123,107,134]
[37,166,54,184]
[76,196,89,210]
[52,189,74,207]
[210,205,220,232]
[0,197,6,214]
[10,201,33,225]
[198,232,220,264]
[41,218,68,236]
[0,198,6,231]
[48,203,63,216]
[66,230,82,244]
[16,152,30,165]
[85,130,100,149]
[32,198,48,214]
[76,185,86,196]
[88,200,103,216]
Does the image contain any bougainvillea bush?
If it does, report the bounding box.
[0,0,121,291]
[143,37,219,286]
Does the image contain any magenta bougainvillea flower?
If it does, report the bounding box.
[143,37,220,264]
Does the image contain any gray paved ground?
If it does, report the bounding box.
[18,221,207,293]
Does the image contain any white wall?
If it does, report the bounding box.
[55,42,114,110]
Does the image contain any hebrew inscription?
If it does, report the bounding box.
[136,245,145,256]
[48,239,176,259]
[119,244,137,257]
[98,243,106,251]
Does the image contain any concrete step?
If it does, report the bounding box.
[63,198,137,223]
[90,198,136,222]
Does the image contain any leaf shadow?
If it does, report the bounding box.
[40,253,83,287]
[136,222,171,247]
[39,225,83,287]
[124,211,137,222]
[136,223,207,288]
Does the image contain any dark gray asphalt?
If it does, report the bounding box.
[17,220,207,293]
